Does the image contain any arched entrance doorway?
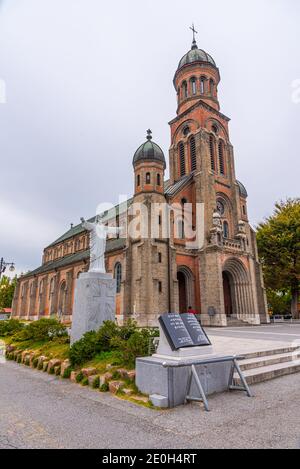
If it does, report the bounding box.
[222,258,254,320]
[177,266,195,314]
[177,271,187,313]
[222,271,233,317]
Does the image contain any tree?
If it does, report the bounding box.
[0,275,17,311]
[256,199,300,318]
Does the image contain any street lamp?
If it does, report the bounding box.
[0,257,15,279]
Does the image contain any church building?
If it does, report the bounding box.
[12,33,269,327]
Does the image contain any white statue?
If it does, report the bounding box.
[81,216,121,274]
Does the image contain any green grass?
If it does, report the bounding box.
[1,336,70,360]
[80,350,123,373]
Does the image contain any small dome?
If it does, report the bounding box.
[133,130,166,169]
[177,40,216,71]
[237,180,248,198]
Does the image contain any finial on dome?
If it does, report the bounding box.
[190,23,198,50]
[146,129,152,140]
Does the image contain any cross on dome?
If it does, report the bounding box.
[190,23,198,49]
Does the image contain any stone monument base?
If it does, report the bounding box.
[70,272,116,345]
[136,355,232,408]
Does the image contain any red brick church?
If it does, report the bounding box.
[12,32,269,327]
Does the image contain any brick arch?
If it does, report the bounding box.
[222,258,254,320]
[204,117,229,140]
[173,119,200,142]
[177,265,195,313]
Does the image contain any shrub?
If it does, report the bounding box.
[81,377,89,386]
[13,318,67,342]
[100,383,109,392]
[92,376,100,389]
[118,319,138,340]
[95,321,120,351]
[37,361,44,370]
[112,329,152,368]
[62,367,72,379]
[76,371,84,383]
[69,321,121,366]
[69,331,99,367]
[0,319,24,337]
[32,357,39,368]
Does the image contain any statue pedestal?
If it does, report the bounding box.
[70,272,116,345]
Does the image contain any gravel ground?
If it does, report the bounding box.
[0,360,300,449]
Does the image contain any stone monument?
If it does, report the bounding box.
[136,313,233,408]
[70,216,121,344]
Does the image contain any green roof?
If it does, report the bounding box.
[47,199,133,249]
[45,178,187,252]
[22,238,126,279]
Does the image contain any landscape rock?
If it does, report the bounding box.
[125,370,136,382]
[88,375,100,387]
[82,367,97,377]
[70,371,79,383]
[42,361,49,372]
[60,360,71,377]
[6,345,16,353]
[37,356,48,368]
[47,359,61,374]
[109,381,124,394]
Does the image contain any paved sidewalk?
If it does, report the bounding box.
[206,324,300,356]
[1,360,300,449]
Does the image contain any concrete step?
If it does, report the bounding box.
[239,351,300,371]
[226,318,254,327]
[240,346,300,360]
[234,360,300,386]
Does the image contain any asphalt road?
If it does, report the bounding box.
[1,358,300,449]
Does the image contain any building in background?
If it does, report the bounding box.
[12,35,269,327]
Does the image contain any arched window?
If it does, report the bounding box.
[218,140,225,175]
[209,79,214,95]
[179,142,186,176]
[114,263,122,294]
[189,136,197,172]
[146,172,151,184]
[137,174,140,187]
[39,279,44,296]
[223,221,229,239]
[157,173,161,186]
[178,219,185,239]
[182,81,188,98]
[49,277,55,299]
[209,135,216,171]
[191,77,197,95]
[200,76,206,94]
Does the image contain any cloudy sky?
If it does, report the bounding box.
[0,0,299,276]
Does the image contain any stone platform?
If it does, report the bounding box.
[70,272,116,344]
[136,355,233,408]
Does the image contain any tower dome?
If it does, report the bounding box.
[177,41,216,71]
[133,130,166,169]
